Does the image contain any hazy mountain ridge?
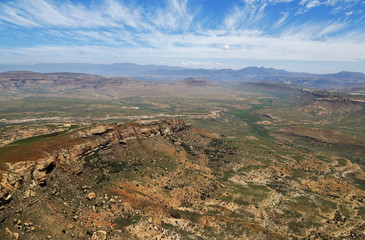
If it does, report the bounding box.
[1,63,365,88]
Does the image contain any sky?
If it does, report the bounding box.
[0,0,365,73]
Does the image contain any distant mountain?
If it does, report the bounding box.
[0,63,365,88]
[0,71,215,99]
[0,63,184,78]
[0,71,139,96]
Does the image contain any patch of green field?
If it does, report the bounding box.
[9,131,66,146]
[0,125,83,165]
[227,99,272,138]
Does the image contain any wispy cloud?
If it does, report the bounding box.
[0,0,149,29]
[274,11,289,28]
[153,0,196,31]
[281,21,348,40]
[224,2,267,31]
[0,2,40,27]
[298,0,364,14]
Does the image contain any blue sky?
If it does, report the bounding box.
[0,0,364,73]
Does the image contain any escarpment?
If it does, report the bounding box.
[0,119,189,206]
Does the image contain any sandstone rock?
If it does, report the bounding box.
[13,232,19,239]
[32,156,56,186]
[32,170,47,186]
[91,230,107,240]
[77,125,114,138]
[24,189,36,199]
[87,192,96,200]
[5,227,12,237]
[7,173,23,187]
[0,185,12,206]
[163,128,171,135]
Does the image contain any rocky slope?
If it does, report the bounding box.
[0,119,187,207]
[0,119,364,239]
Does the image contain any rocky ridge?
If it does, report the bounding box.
[0,119,188,207]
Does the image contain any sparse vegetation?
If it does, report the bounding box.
[0,72,364,239]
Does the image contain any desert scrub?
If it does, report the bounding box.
[114,215,141,229]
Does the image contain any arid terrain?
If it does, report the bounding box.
[0,71,365,239]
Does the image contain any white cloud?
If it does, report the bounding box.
[2,28,364,65]
[274,12,289,28]
[153,0,197,31]
[0,0,148,29]
[0,3,39,27]
[298,0,364,15]
[222,45,230,50]
[299,0,320,9]
[281,21,347,40]
[105,0,144,28]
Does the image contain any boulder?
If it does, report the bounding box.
[87,192,96,200]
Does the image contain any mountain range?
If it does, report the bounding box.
[1,63,365,88]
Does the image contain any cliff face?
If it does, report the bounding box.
[0,119,189,206]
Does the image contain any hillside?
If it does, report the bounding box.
[1,119,365,239]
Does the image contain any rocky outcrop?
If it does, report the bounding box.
[0,119,189,206]
[32,156,56,186]
[314,97,365,108]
